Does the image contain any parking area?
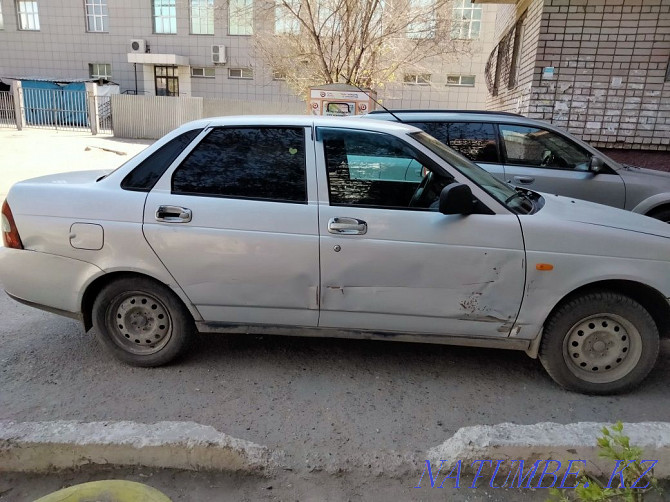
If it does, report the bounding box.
[2,128,670,499]
[0,129,151,203]
[2,289,670,474]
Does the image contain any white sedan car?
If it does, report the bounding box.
[1,116,669,394]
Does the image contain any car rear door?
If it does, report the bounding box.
[498,123,625,208]
[407,121,507,182]
[315,126,526,338]
[143,125,320,327]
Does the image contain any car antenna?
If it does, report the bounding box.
[339,74,403,123]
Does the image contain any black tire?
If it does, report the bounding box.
[92,277,194,367]
[539,291,659,395]
[647,207,670,223]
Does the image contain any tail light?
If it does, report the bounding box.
[1,200,24,249]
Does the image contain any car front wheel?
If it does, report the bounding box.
[92,277,194,367]
[539,291,659,394]
[647,207,670,223]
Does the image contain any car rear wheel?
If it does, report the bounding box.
[92,277,194,367]
[539,291,659,394]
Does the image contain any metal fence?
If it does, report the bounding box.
[98,95,112,134]
[201,98,306,118]
[0,92,16,128]
[110,95,307,139]
[111,95,203,139]
[22,87,90,131]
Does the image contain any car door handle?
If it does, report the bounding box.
[328,217,367,235]
[513,176,535,184]
[155,205,192,223]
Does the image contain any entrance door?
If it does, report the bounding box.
[155,66,179,96]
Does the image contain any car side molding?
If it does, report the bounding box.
[196,321,533,352]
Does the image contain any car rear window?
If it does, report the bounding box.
[121,128,203,192]
[407,122,500,163]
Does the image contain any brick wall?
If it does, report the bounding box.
[487,0,670,162]
[486,0,545,113]
[532,0,670,152]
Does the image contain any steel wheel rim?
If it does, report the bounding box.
[562,313,642,384]
[107,291,173,355]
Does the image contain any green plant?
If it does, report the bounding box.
[548,422,661,501]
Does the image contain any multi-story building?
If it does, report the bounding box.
[476,0,670,167]
[0,0,497,110]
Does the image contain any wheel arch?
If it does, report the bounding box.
[527,279,670,358]
[81,271,200,332]
[644,202,670,219]
[630,193,670,216]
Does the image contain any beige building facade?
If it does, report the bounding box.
[0,0,498,110]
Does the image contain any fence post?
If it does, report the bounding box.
[85,82,99,135]
[11,81,23,131]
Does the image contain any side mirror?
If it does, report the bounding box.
[439,183,474,215]
[589,156,604,174]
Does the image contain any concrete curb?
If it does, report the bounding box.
[0,420,276,475]
[3,420,670,479]
[427,421,670,478]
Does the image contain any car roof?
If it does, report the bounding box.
[186,115,422,134]
[367,109,524,117]
[361,110,552,125]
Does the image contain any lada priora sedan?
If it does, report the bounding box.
[2,116,669,394]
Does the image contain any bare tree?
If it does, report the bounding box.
[254,0,472,95]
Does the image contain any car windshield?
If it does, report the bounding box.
[410,131,534,214]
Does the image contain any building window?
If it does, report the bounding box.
[665,55,670,82]
[191,0,213,34]
[508,13,526,88]
[446,75,475,87]
[407,0,436,39]
[85,0,108,32]
[229,0,253,35]
[272,69,287,80]
[16,0,40,30]
[191,67,216,78]
[89,63,112,79]
[153,0,176,34]
[155,66,179,96]
[228,67,253,79]
[451,0,481,40]
[404,73,431,85]
[275,0,299,34]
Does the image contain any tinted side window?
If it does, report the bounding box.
[408,122,499,163]
[172,127,307,203]
[121,128,202,191]
[321,128,447,209]
[499,125,591,170]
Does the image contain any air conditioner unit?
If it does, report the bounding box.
[130,39,147,53]
[212,45,227,65]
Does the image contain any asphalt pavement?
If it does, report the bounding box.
[2,288,670,477]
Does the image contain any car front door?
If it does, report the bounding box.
[407,121,507,183]
[498,124,625,208]
[315,127,526,338]
[143,126,320,327]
